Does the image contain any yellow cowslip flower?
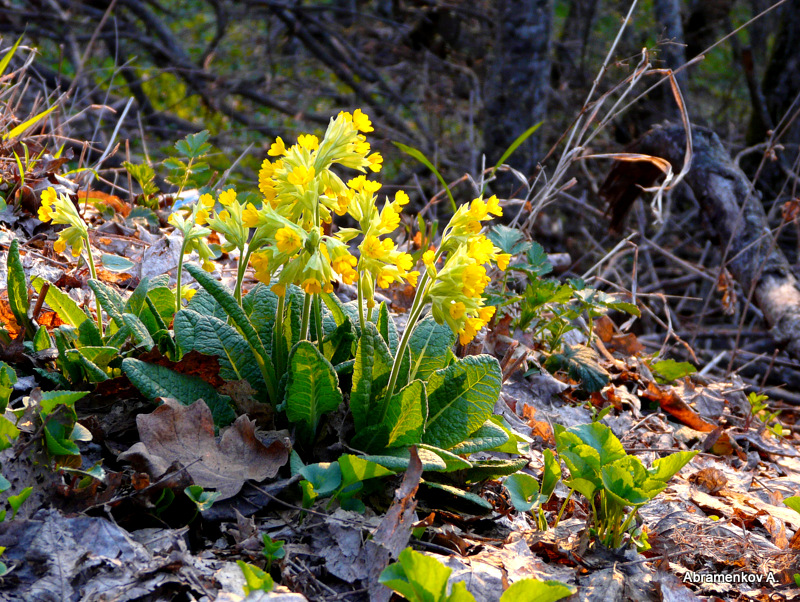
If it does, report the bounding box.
[303,278,323,294]
[462,264,489,298]
[423,249,436,266]
[459,316,483,345]
[486,195,503,217]
[272,283,286,297]
[218,209,231,223]
[200,193,215,207]
[352,109,373,133]
[218,189,237,207]
[268,137,287,156]
[468,198,489,221]
[497,253,511,271]
[352,135,370,156]
[196,208,210,225]
[333,255,358,285]
[181,286,197,301]
[479,305,496,324]
[38,187,57,221]
[467,235,496,265]
[394,190,410,207]
[242,203,261,228]
[275,226,302,254]
[406,270,420,287]
[298,134,319,151]
[348,175,382,194]
[449,301,466,320]
[362,235,385,260]
[367,153,383,173]
[287,165,315,187]
[394,252,413,272]
[378,204,400,233]
[53,237,66,254]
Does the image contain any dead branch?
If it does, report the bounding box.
[601,123,800,360]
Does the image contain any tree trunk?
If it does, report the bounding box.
[601,124,800,360]
[483,0,553,175]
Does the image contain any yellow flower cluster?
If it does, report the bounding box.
[242,110,417,301]
[425,196,511,345]
[38,188,91,258]
[168,194,217,272]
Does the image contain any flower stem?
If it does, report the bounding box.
[553,489,573,530]
[176,237,189,315]
[234,246,252,306]
[382,271,431,406]
[273,292,286,375]
[357,275,366,333]
[314,294,324,354]
[84,234,103,337]
[300,291,312,341]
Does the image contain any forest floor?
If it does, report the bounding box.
[1,187,799,602]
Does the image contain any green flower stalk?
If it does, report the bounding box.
[38,187,104,335]
[168,192,217,313]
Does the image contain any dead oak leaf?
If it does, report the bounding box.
[120,398,289,500]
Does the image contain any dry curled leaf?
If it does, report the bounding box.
[119,398,289,500]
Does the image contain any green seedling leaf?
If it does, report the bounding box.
[447,420,509,455]
[32,277,89,327]
[380,546,471,602]
[299,462,342,497]
[0,416,19,451]
[237,560,274,594]
[393,142,457,213]
[7,240,32,337]
[785,496,800,515]
[648,450,698,482]
[100,253,136,273]
[364,447,449,473]
[487,224,532,256]
[338,455,396,489]
[0,37,22,78]
[555,422,627,467]
[565,477,597,501]
[32,323,51,351]
[0,474,10,493]
[541,449,561,501]
[121,358,235,427]
[8,487,32,520]
[461,458,528,483]
[601,464,652,507]
[499,578,574,602]
[505,472,540,512]
[418,444,473,471]
[3,104,57,141]
[545,344,609,393]
[491,121,543,176]
[351,322,393,432]
[423,355,502,450]
[652,359,697,382]
[262,534,286,565]
[175,130,211,159]
[408,315,457,381]
[43,420,80,456]
[39,390,88,413]
[286,341,342,438]
[174,309,265,391]
[0,362,16,414]
[184,485,221,512]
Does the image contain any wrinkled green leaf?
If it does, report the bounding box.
[423,355,502,450]
[285,341,342,437]
[121,358,234,427]
[351,322,393,432]
[32,277,89,328]
[409,315,457,381]
[7,240,31,336]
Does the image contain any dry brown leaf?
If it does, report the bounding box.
[78,190,131,217]
[688,467,728,494]
[119,398,289,500]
